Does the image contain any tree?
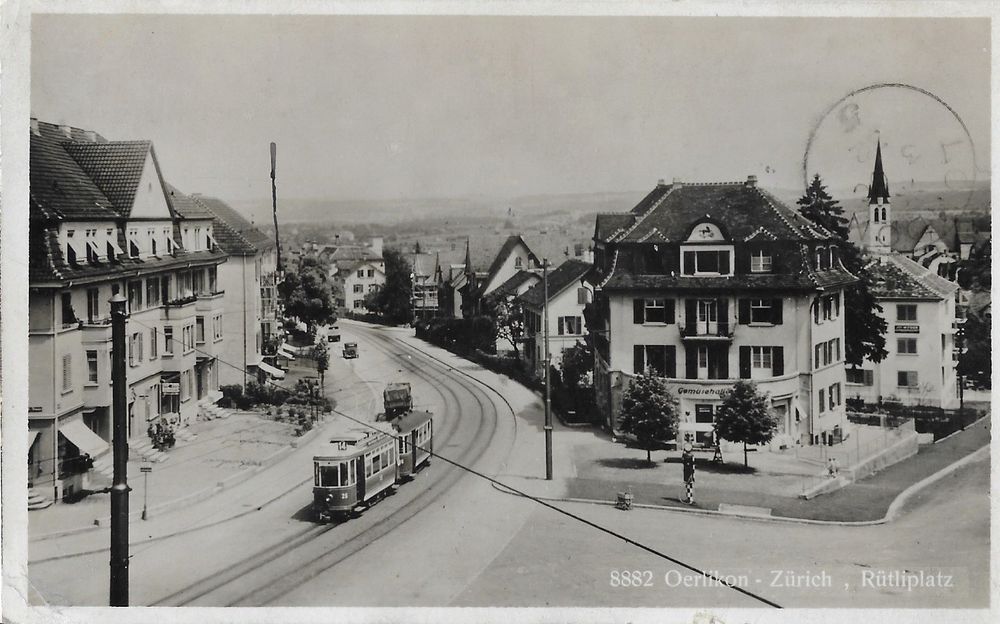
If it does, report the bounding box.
[312,341,329,393]
[797,174,887,365]
[366,248,413,324]
[957,312,991,390]
[278,256,337,329]
[618,374,679,463]
[560,341,593,390]
[797,174,849,239]
[714,380,777,467]
[481,294,524,357]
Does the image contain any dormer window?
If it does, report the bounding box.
[515,257,523,269]
[750,249,772,273]
[682,249,731,276]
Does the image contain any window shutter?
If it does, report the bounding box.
[719,250,730,274]
[739,346,751,379]
[633,345,645,374]
[717,298,729,326]
[735,246,750,273]
[577,288,588,305]
[771,299,783,325]
[558,317,564,336]
[772,346,784,376]
[738,298,751,324]
[665,299,676,324]
[685,299,697,332]
[665,346,676,378]
[683,251,696,275]
[685,346,697,379]
[633,299,644,324]
[715,346,729,379]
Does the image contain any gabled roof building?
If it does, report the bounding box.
[588,175,856,448]
[28,120,229,506]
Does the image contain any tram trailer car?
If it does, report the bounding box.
[313,425,398,522]
[390,410,434,480]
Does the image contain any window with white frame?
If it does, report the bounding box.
[129,331,143,366]
[353,284,364,293]
[62,354,72,391]
[357,269,364,278]
[163,326,174,355]
[896,304,918,322]
[86,350,98,384]
[644,299,667,323]
[150,328,158,359]
[751,346,773,370]
[897,370,919,387]
[682,248,731,275]
[750,299,772,323]
[750,249,772,273]
[558,316,582,335]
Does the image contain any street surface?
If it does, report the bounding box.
[28,322,990,608]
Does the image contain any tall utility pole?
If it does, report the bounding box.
[109,294,130,606]
[542,259,553,480]
[270,142,282,273]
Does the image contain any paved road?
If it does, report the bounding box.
[27,323,991,611]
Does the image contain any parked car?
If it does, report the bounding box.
[343,342,358,359]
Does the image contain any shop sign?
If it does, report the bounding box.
[675,386,727,397]
[895,324,920,334]
[161,383,180,396]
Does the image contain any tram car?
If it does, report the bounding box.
[312,423,398,522]
[390,410,433,480]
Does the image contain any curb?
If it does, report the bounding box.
[489,441,990,528]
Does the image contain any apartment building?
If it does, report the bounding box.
[189,195,281,386]
[326,238,385,315]
[28,120,228,503]
[588,175,856,449]
[847,142,960,408]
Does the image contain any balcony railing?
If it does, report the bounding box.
[679,321,734,340]
[166,295,198,307]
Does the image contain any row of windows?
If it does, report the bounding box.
[632,344,785,379]
[353,283,380,294]
[814,338,841,369]
[846,369,922,388]
[818,383,842,413]
[356,268,377,279]
[364,442,395,478]
[633,298,783,326]
[813,294,841,324]
[317,461,356,487]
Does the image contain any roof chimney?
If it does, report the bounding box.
[745,175,758,188]
[657,178,666,186]
[30,118,40,136]
[59,124,72,139]
[672,177,683,188]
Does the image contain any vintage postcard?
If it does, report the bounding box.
[1,1,995,623]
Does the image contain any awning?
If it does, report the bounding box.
[66,238,86,261]
[86,240,102,260]
[127,235,142,256]
[108,238,125,257]
[277,345,296,360]
[28,430,40,450]
[257,361,285,380]
[59,419,109,458]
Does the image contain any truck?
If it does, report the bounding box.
[382,382,413,419]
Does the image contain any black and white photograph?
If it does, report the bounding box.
[0,2,995,623]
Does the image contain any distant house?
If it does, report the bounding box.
[518,259,593,377]
[439,235,539,319]
[407,251,439,321]
[327,237,385,314]
[484,269,542,355]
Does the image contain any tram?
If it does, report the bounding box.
[312,423,398,522]
[390,410,433,480]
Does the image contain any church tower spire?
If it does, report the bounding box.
[867,138,892,254]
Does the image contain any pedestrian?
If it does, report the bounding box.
[682,444,696,505]
[827,456,840,478]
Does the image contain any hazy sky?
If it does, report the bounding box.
[31,15,990,202]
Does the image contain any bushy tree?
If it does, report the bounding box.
[367,248,413,324]
[957,312,991,390]
[714,380,777,467]
[278,256,337,329]
[560,341,593,390]
[618,374,679,463]
[797,174,887,365]
[481,294,524,357]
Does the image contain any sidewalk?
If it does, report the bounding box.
[397,331,991,524]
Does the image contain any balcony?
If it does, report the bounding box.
[196,290,225,313]
[163,295,197,321]
[679,321,734,341]
[81,317,113,344]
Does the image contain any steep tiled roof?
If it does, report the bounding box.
[487,269,539,300]
[519,259,591,308]
[594,213,635,241]
[867,260,938,299]
[598,181,835,244]
[165,184,215,220]
[63,140,152,217]
[482,235,538,289]
[886,253,958,299]
[190,195,274,256]
[30,122,119,221]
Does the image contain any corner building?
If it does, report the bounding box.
[589,176,857,448]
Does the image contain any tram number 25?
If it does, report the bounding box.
[609,570,654,587]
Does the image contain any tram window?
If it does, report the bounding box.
[319,464,340,487]
[314,464,320,486]
[372,453,381,473]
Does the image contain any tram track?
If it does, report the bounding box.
[153,324,509,606]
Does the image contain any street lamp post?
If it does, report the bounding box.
[109,293,130,606]
[542,259,553,481]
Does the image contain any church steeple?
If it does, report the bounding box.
[867,138,892,255]
[868,139,890,204]
[463,238,472,273]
